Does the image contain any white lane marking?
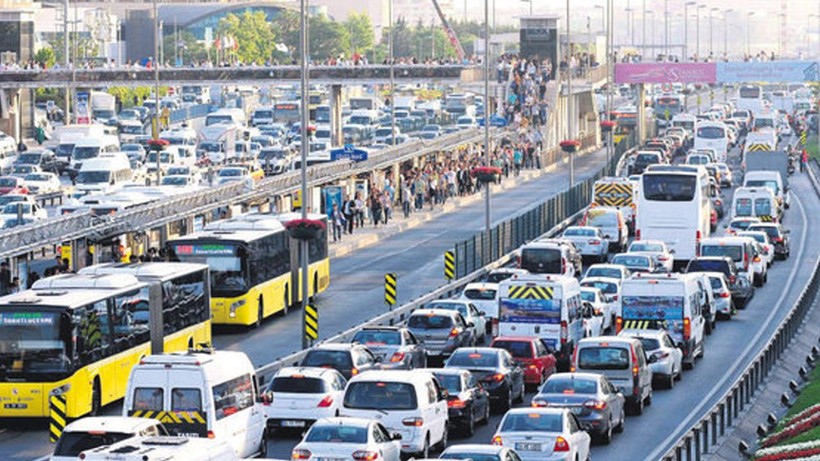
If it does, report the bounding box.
[646,180,810,460]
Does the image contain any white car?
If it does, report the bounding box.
[583,264,630,284]
[619,329,683,390]
[0,201,47,227]
[458,282,499,338]
[561,226,609,262]
[580,276,623,319]
[291,417,402,461]
[166,165,202,183]
[580,301,605,338]
[580,286,612,333]
[161,174,199,188]
[627,239,675,273]
[50,416,168,461]
[23,172,61,194]
[738,230,775,268]
[703,271,734,318]
[426,299,488,344]
[216,166,253,187]
[492,407,591,461]
[261,367,347,433]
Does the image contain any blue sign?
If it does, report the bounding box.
[330,145,369,162]
[716,61,820,83]
[478,114,509,127]
[324,186,343,217]
[499,299,560,324]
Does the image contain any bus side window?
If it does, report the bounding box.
[112,288,151,349]
[75,301,112,362]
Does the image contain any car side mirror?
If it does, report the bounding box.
[784,230,791,234]
[391,432,402,441]
[375,356,383,363]
[467,321,475,328]
[439,389,449,401]
[479,311,486,316]
[669,249,675,254]
[603,235,611,240]
[260,391,273,404]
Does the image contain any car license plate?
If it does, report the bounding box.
[515,442,541,451]
[317,458,345,461]
[4,403,27,409]
[281,420,305,428]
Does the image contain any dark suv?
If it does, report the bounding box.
[686,256,755,308]
[748,223,790,260]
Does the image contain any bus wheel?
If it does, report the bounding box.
[255,296,264,328]
[309,273,318,302]
[282,290,289,316]
[90,380,101,416]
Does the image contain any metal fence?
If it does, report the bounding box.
[169,103,210,124]
[453,134,634,278]
[657,159,820,461]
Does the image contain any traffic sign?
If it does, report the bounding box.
[384,273,397,307]
[444,251,455,280]
[304,304,318,340]
[330,145,369,162]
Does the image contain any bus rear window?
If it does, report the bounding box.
[133,387,164,411]
[643,174,697,201]
[696,126,725,139]
[520,248,562,273]
[735,198,752,216]
[700,244,742,262]
[578,347,629,370]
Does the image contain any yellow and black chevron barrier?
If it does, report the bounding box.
[746,143,772,152]
[758,215,774,222]
[49,394,67,443]
[130,409,206,424]
[305,304,318,340]
[594,183,633,207]
[444,251,455,281]
[622,320,654,330]
[384,273,397,307]
[801,132,807,146]
[508,285,554,300]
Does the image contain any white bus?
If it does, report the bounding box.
[736,84,764,115]
[636,165,711,265]
[693,122,729,163]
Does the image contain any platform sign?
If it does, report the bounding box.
[330,145,368,162]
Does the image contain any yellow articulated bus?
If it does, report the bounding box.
[166,212,330,327]
[0,263,211,419]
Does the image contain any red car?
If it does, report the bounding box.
[0,176,28,195]
[710,208,718,232]
[490,336,557,388]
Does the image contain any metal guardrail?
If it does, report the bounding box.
[253,139,632,384]
[168,103,210,125]
[657,162,820,461]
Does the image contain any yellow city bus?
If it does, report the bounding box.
[0,264,211,419]
[166,213,330,327]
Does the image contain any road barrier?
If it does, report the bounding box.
[656,160,820,461]
[384,273,397,307]
[48,394,67,443]
[304,304,319,341]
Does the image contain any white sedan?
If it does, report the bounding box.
[292,417,402,461]
[492,408,591,461]
[23,172,61,194]
[627,240,674,273]
[0,202,47,228]
[580,286,612,333]
[619,329,683,390]
[561,226,609,262]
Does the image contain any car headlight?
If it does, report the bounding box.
[50,384,71,396]
[229,299,246,317]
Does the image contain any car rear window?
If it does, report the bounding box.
[448,350,500,368]
[306,424,368,443]
[630,243,663,252]
[520,248,562,273]
[612,255,650,267]
[687,260,729,274]
[636,338,660,351]
[433,373,463,393]
[270,376,328,393]
[352,329,401,345]
[708,277,725,290]
[500,412,563,432]
[580,280,617,294]
[302,350,353,369]
[700,244,742,262]
[577,346,630,370]
[344,381,418,410]
[541,377,598,394]
[462,288,497,300]
[491,340,534,359]
[441,454,500,461]
[54,431,133,456]
[748,225,779,239]
[408,314,453,329]
[587,212,617,226]
[585,268,622,279]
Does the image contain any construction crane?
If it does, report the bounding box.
[430,0,467,62]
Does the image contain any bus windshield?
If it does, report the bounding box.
[643,174,697,201]
[0,310,69,378]
[168,243,248,296]
[696,126,725,139]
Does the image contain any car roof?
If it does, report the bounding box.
[63,416,161,433]
[443,444,507,455]
[544,372,601,381]
[504,407,566,416]
[313,417,373,428]
[412,308,460,317]
[275,366,341,379]
[619,329,666,339]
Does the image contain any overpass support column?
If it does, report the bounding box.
[637,84,646,144]
[330,84,343,146]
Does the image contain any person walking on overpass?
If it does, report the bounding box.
[342,194,355,235]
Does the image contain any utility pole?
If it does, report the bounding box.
[389,0,395,147]
[483,0,490,233]
[63,0,70,122]
[299,0,310,350]
[567,0,574,188]
[153,0,161,185]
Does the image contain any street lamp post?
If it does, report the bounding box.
[152,0,161,185]
[567,0,574,188]
[647,11,655,59]
[696,4,705,61]
[709,7,718,60]
[521,0,532,16]
[684,2,695,61]
[641,0,646,59]
[594,5,605,33]
[723,9,732,61]
[484,0,491,233]
[606,0,613,169]
[746,12,754,57]
[663,0,669,59]
[299,0,310,350]
[389,0,396,147]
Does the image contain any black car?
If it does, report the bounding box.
[425,368,491,436]
[686,256,754,307]
[15,150,60,174]
[748,223,790,260]
[444,347,525,412]
[300,343,381,379]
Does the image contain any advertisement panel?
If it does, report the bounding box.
[614,63,717,84]
[499,298,560,324]
[75,91,90,124]
[621,295,684,343]
[716,60,820,83]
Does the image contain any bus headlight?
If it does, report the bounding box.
[229,299,246,317]
[50,384,71,396]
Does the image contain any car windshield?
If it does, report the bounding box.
[17,153,42,164]
[541,377,598,394]
[520,248,561,273]
[24,174,51,182]
[344,381,418,410]
[270,376,328,394]
[630,243,663,252]
[2,203,32,214]
[564,228,595,237]
[166,167,189,175]
[219,169,243,177]
[447,350,499,368]
[492,340,533,359]
[53,432,134,456]
[408,314,452,329]
[636,337,661,351]
[731,220,757,231]
[72,146,100,160]
[305,424,368,443]
[162,177,189,186]
[352,330,401,346]
[462,288,496,300]
[75,171,111,184]
[697,126,725,139]
[578,347,630,370]
[302,350,352,369]
[500,412,563,432]
[636,153,660,163]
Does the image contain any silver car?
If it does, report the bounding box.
[626,240,675,273]
[428,299,488,344]
[561,226,610,262]
[351,326,426,369]
[407,308,475,361]
[703,271,734,318]
[618,329,683,390]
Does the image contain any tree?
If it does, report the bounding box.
[34,47,55,69]
[162,30,208,65]
[217,11,276,64]
[309,13,350,60]
[343,13,375,56]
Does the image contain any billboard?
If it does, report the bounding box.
[614,63,717,84]
[716,61,820,83]
[75,91,90,124]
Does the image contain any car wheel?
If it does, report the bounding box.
[704,317,713,335]
[515,380,525,403]
[465,408,476,437]
[614,408,625,433]
[503,388,513,411]
[666,372,675,390]
[436,426,448,452]
[600,420,613,445]
[480,400,491,425]
[258,430,268,457]
[630,397,644,416]
[645,390,653,407]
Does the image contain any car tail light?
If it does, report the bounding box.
[562,258,567,274]
[584,400,607,410]
[589,239,601,245]
[553,436,570,452]
[696,230,702,242]
[570,345,578,372]
[729,275,736,284]
[683,318,691,341]
[531,400,548,407]
[744,253,749,271]
[390,352,406,363]
[631,347,639,378]
[492,435,503,446]
[352,451,379,461]
[615,316,623,333]
[658,256,669,261]
[448,399,466,409]
[207,430,215,439]
[402,417,424,427]
[560,320,568,345]
[317,395,334,408]
[292,449,312,460]
[636,229,641,241]
[719,291,730,298]
[772,236,783,243]
[753,256,761,263]
[516,255,521,267]
[484,373,505,383]
[449,328,460,338]
[351,368,359,376]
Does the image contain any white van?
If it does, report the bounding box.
[69,135,120,177]
[744,171,789,209]
[697,236,758,287]
[123,350,266,458]
[51,417,167,461]
[341,370,448,458]
[78,436,240,461]
[497,274,584,371]
[205,108,246,127]
[618,273,705,369]
[74,153,133,196]
[731,187,780,222]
